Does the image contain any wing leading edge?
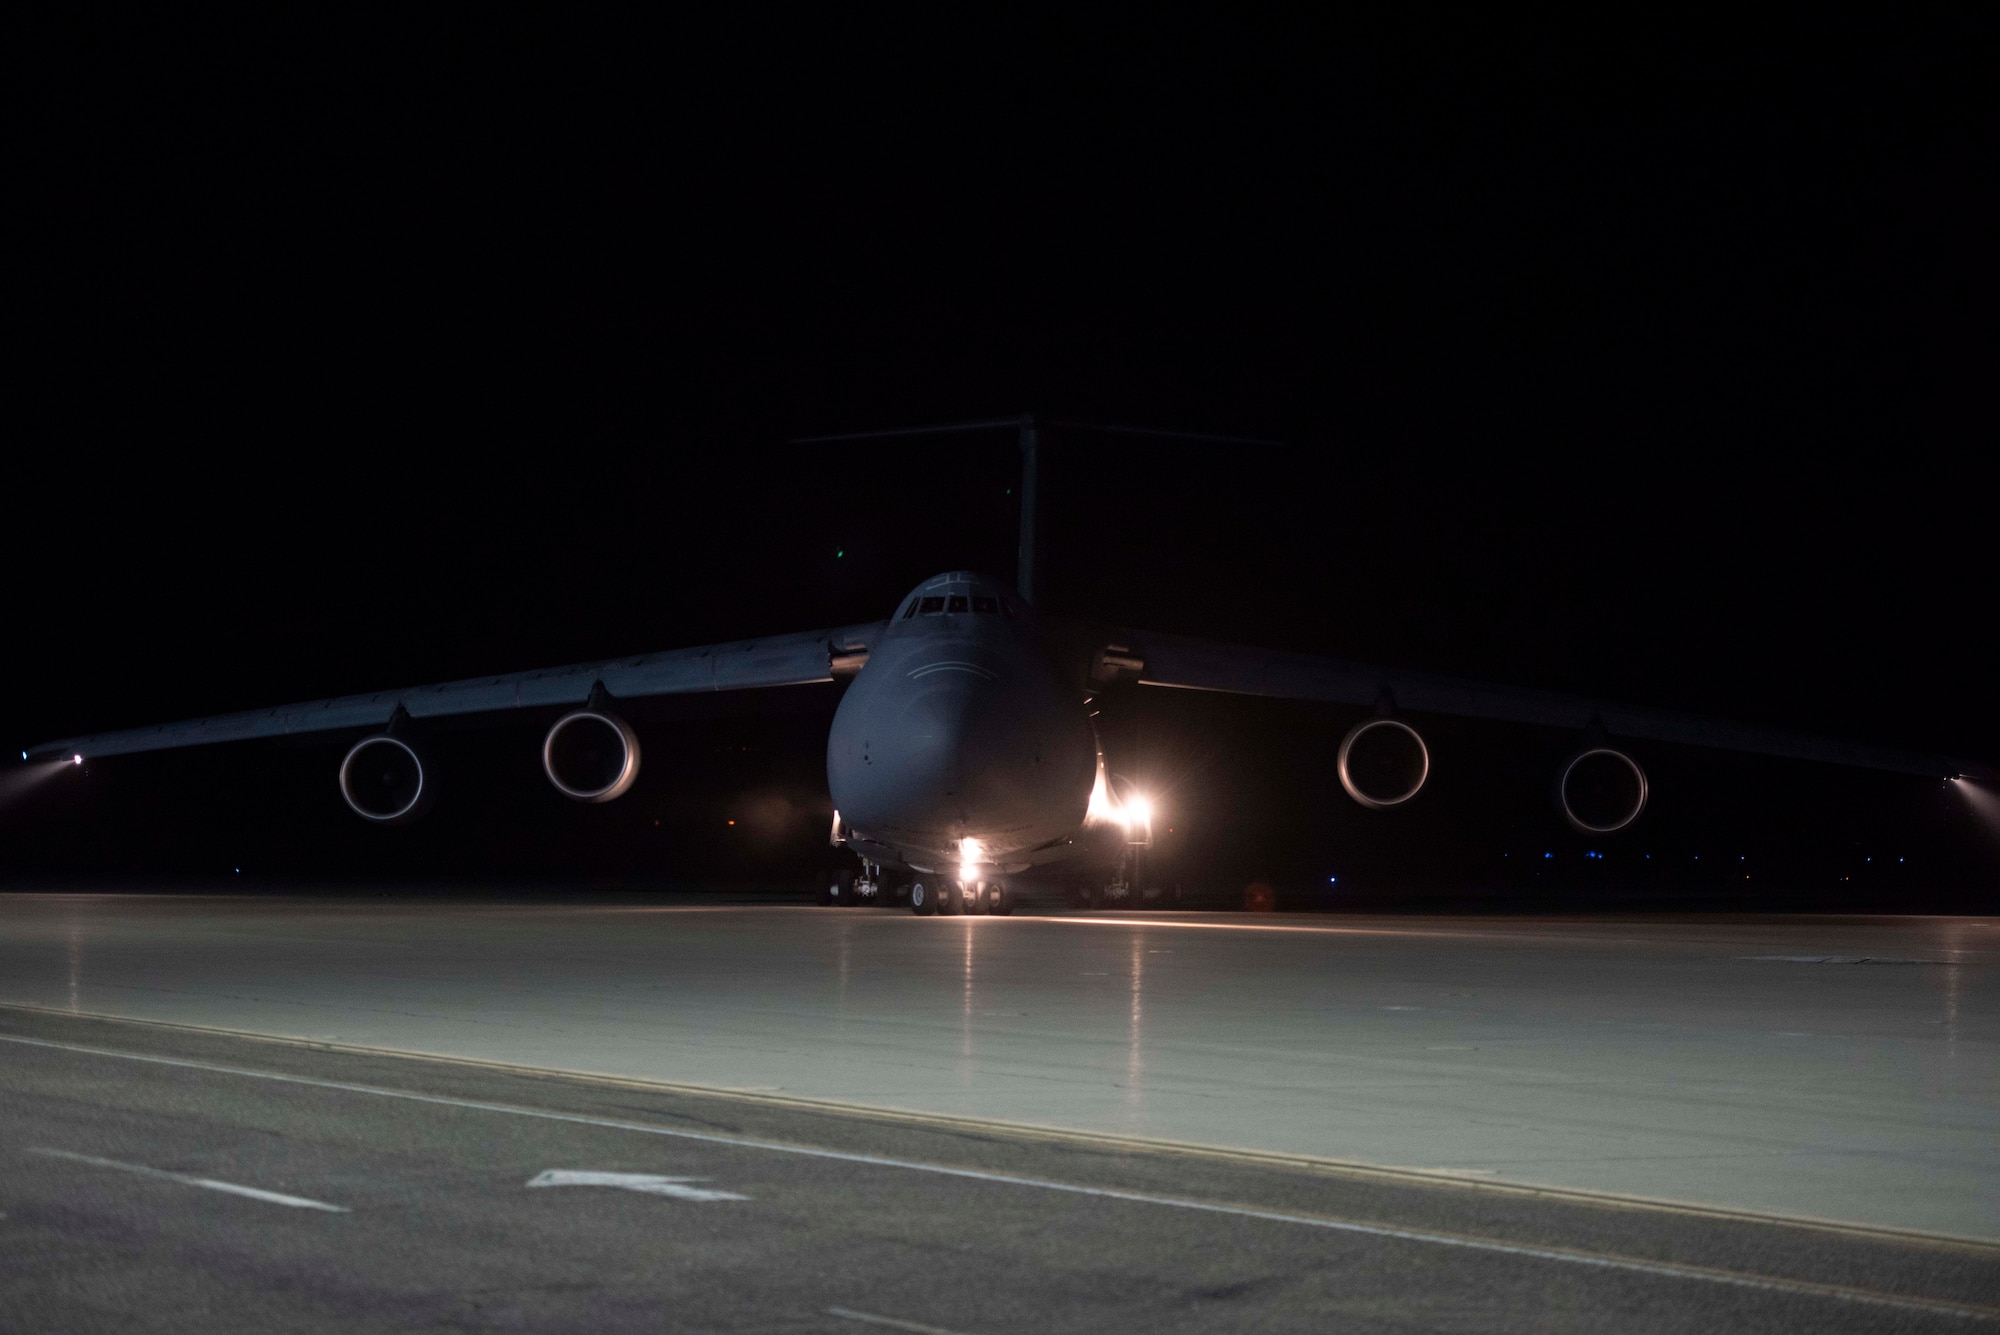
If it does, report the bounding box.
[1113,628,1989,782]
[27,623,884,762]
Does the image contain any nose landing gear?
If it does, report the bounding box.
[910,878,1012,915]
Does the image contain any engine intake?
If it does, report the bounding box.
[542,709,641,802]
[1557,747,1648,833]
[1337,718,1429,808]
[339,735,432,824]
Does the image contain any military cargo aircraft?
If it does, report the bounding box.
[25,418,1987,914]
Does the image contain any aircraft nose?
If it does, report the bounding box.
[827,652,1093,846]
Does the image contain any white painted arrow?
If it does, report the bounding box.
[525,1169,749,1201]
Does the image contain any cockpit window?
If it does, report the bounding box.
[902,599,920,618]
[946,595,969,613]
[918,596,946,615]
[972,596,998,614]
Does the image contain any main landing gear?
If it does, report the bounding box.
[1064,847,1172,909]
[910,877,1012,916]
[820,861,885,907]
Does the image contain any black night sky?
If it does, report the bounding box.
[6,14,1994,904]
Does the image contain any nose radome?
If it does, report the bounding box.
[900,676,986,792]
[846,672,1024,825]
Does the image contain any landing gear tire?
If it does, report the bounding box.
[819,869,853,907]
[910,881,936,915]
[987,881,1014,916]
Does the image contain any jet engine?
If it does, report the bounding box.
[542,709,641,802]
[1556,746,1648,833]
[1337,717,1429,808]
[338,734,434,824]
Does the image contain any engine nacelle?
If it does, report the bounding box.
[1556,746,1648,833]
[339,735,433,824]
[542,709,641,802]
[1337,717,1429,808]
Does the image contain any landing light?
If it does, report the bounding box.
[1085,766,1155,838]
[958,836,984,883]
[72,755,81,766]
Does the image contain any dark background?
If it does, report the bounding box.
[5,13,1994,905]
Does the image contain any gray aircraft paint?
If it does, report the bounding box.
[828,573,1097,874]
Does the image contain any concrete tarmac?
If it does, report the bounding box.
[2,1007,1995,1333]
[0,895,1992,1248]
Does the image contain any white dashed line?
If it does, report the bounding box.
[26,1148,349,1212]
[828,1306,978,1335]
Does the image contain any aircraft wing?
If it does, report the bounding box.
[26,622,885,762]
[1101,628,1990,782]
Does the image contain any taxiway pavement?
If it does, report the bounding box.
[2,1006,1994,1333]
[0,895,1992,1245]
